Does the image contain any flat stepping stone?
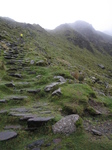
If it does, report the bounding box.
[9,73,22,78]
[10,107,29,113]
[0,99,7,103]
[36,60,47,66]
[0,131,17,141]
[27,89,41,94]
[39,111,51,114]
[4,125,21,130]
[0,110,8,114]
[9,113,32,117]
[27,117,54,128]
[26,139,44,149]
[54,76,66,83]
[52,88,62,96]
[44,82,59,92]
[91,129,102,136]
[9,96,27,101]
[5,82,15,87]
[20,115,36,121]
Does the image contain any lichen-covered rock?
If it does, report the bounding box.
[52,114,79,134]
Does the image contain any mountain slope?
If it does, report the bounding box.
[0,17,112,150]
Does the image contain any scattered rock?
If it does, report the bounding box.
[0,110,8,114]
[9,73,22,78]
[9,96,27,101]
[27,117,54,128]
[5,82,15,87]
[91,129,102,136]
[30,60,35,65]
[53,138,61,144]
[52,88,62,96]
[27,89,41,94]
[54,76,66,83]
[26,139,44,149]
[36,75,42,79]
[0,131,17,141]
[36,60,47,66]
[39,111,51,114]
[10,107,29,113]
[52,114,79,134]
[44,82,59,92]
[98,64,105,69]
[4,125,21,130]
[0,99,7,103]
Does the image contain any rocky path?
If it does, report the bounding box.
[0,42,59,142]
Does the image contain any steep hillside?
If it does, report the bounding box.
[0,17,112,150]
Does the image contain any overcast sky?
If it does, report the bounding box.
[0,0,112,31]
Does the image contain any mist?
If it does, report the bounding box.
[0,0,112,32]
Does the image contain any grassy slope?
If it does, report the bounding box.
[0,18,112,149]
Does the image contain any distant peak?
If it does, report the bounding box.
[70,20,95,31]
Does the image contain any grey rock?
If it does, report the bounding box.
[54,76,66,83]
[20,115,35,121]
[27,89,41,94]
[10,107,29,113]
[27,117,54,128]
[26,139,44,149]
[9,113,33,117]
[9,96,27,101]
[91,129,102,136]
[52,114,79,134]
[36,75,42,79]
[0,110,8,114]
[0,131,17,141]
[36,60,47,66]
[30,60,35,65]
[5,82,15,87]
[44,82,59,92]
[39,111,51,114]
[0,99,7,103]
[28,71,36,74]
[52,88,62,96]
[4,125,21,130]
[32,148,40,150]
[9,73,22,78]
[98,64,105,69]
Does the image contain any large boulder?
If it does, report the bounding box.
[52,114,79,135]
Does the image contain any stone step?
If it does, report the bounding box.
[9,73,22,78]
[5,82,15,87]
[0,131,18,141]
[9,96,27,101]
[27,89,41,94]
[27,117,54,128]
[0,99,7,103]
